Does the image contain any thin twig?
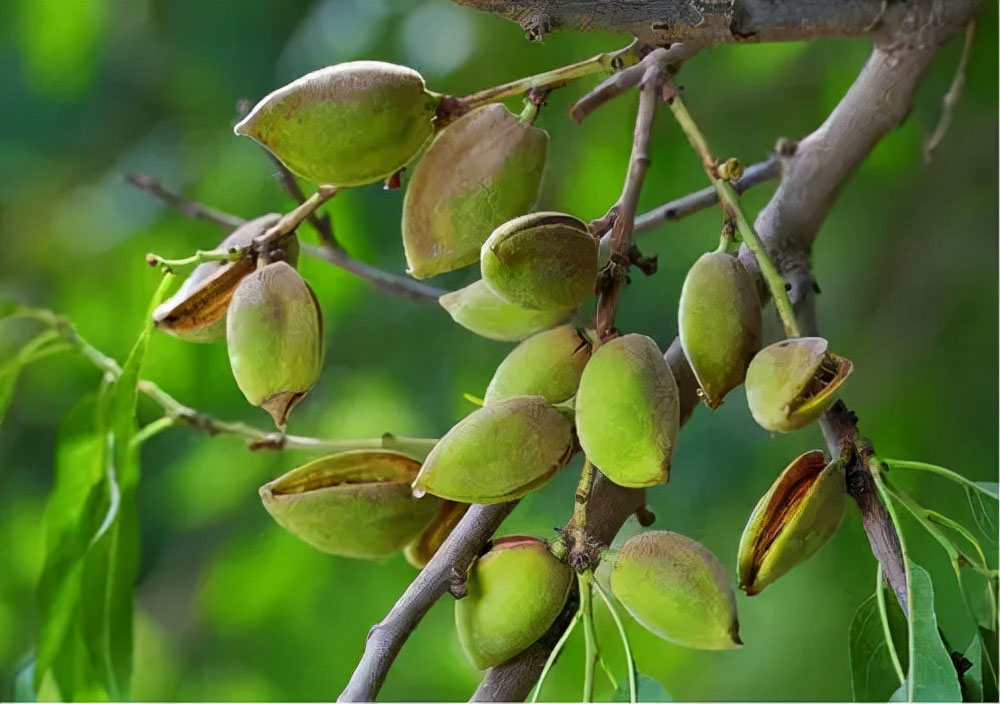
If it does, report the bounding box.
[594,59,663,339]
[15,306,437,456]
[264,151,340,248]
[924,20,976,163]
[126,175,443,303]
[632,154,782,235]
[569,43,696,123]
[124,173,246,229]
[302,244,446,302]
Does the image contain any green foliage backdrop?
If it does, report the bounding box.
[0,0,996,700]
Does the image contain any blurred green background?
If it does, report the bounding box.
[0,1,996,701]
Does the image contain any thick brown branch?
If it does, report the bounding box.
[337,502,517,702]
[452,0,967,49]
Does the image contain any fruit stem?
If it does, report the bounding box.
[593,577,638,704]
[529,610,581,703]
[145,246,244,272]
[455,39,640,112]
[579,570,599,703]
[665,88,802,338]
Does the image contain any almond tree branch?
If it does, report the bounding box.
[452,0,958,48]
[337,502,518,703]
[339,3,978,699]
[470,3,978,700]
[594,56,664,339]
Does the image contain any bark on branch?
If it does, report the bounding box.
[452,0,971,49]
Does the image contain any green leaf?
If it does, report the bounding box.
[890,681,908,701]
[613,674,672,702]
[906,563,962,702]
[966,487,997,541]
[849,587,908,701]
[33,276,172,700]
[0,329,69,429]
[974,482,999,499]
[962,636,984,702]
[980,626,999,702]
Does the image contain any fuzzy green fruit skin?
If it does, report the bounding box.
[403,104,548,279]
[260,450,441,558]
[226,261,324,427]
[484,325,596,405]
[439,280,575,342]
[481,212,598,311]
[456,536,572,669]
[575,334,679,488]
[234,61,438,187]
[678,251,761,408]
[610,531,741,651]
[154,214,294,343]
[737,450,845,595]
[745,337,852,432]
[413,396,573,503]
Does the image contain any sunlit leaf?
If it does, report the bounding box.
[966,487,997,542]
[906,563,962,702]
[849,587,907,701]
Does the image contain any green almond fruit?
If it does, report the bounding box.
[226,261,324,427]
[481,212,598,311]
[456,535,573,669]
[610,531,742,650]
[153,214,295,343]
[404,500,470,569]
[678,250,762,408]
[260,449,441,559]
[234,61,439,187]
[737,450,845,595]
[484,325,597,405]
[412,395,573,503]
[403,103,548,279]
[576,334,680,488]
[439,280,575,342]
[745,337,853,432]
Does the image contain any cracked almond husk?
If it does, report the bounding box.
[480,211,598,311]
[745,336,853,432]
[678,250,762,408]
[226,261,323,427]
[438,279,575,341]
[412,395,573,503]
[575,334,680,488]
[260,449,442,558]
[152,214,293,342]
[610,531,742,650]
[455,535,572,669]
[737,450,846,595]
[484,325,597,405]
[403,500,470,569]
[234,61,439,187]
[402,103,548,279]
